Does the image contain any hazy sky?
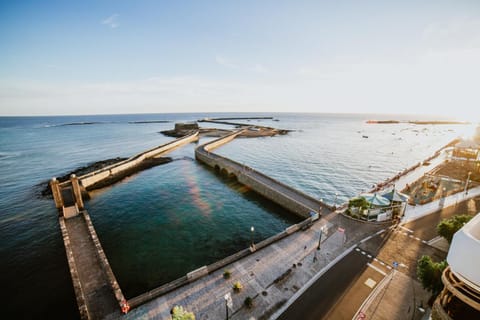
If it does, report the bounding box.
[1,1,479,118]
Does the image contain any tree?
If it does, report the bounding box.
[171,305,195,320]
[416,255,448,296]
[437,215,473,243]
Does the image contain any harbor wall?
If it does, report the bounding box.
[72,132,199,189]
[195,131,332,218]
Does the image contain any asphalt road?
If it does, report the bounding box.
[277,249,370,320]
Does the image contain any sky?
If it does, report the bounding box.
[0,0,479,119]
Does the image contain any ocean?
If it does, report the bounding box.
[0,113,474,319]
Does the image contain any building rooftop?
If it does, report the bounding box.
[447,213,480,291]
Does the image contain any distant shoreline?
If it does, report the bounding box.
[367,120,469,125]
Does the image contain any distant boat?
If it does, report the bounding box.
[362,135,369,138]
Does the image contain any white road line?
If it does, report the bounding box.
[367,263,387,276]
[400,226,414,233]
[422,240,428,244]
[379,262,385,266]
[387,265,392,270]
[415,237,421,241]
[367,255,372,258]
[403,232,409,236]
[373,258,378,262]
[361,251,366,255]
[409,234,414,238]
[355,248,360,252]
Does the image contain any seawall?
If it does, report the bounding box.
[60,131,199,190]
[195,130,333,218]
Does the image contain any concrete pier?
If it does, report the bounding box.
[53,133,200,319]
[195,130,333,218]
[59,131,199,191]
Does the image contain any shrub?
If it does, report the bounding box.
[348,197,370,210]
[437,215,473,243]
[416,255,448,296]
[171,305,195,320]
[233,281,243,292]
[244,296,254,308]
[223,269,231,279]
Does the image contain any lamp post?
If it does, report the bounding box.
[250,226,255,250]
[317,227,324,250]
[465,171,472,195]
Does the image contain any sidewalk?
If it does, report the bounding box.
[118,213,385,320]
[356,270,430,320]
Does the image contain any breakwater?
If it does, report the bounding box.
[61,131,199,191]
[195,130,334,218]
[52,132,200,318]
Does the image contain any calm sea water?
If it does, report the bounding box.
[0,113,474,318]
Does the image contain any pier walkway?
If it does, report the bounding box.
[195,130,333,218]
[59,211,122,319]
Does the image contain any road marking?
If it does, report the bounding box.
[367,263,387,276]
[361,251,366,255]
[356,248,360,252]
[400,263,408,268]
[409,234,414,238]
[400,226,414,233]
[373,258,378,262]
[364,277,378,288]
[379,261,385,266]
[415,237,421,241]
[387,265,392,270]
[422,240,428,244]
[403,232,409,236]
[367,254,372,258]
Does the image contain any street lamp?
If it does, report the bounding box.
[250,226,255,250]
[317,226,325,250]
[465,171,472,195]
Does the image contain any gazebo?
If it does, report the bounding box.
[359,193,391,221]
[381,188,410,219]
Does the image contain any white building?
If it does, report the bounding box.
[433,213,480,319]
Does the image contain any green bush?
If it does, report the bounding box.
[437,215,472,243]
[171,305,195,320]
[223,269,231,279]
[348,197,370,210]
[233,281,243,292]
[416,255,448,296]
[244,296,254,308]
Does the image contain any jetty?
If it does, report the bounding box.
[51,133,199,319]
[195,129,333,218]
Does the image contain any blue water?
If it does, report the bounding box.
[0,113,474,319]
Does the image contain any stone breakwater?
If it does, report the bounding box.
[53,131,199,195]
[195,130,333,218]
